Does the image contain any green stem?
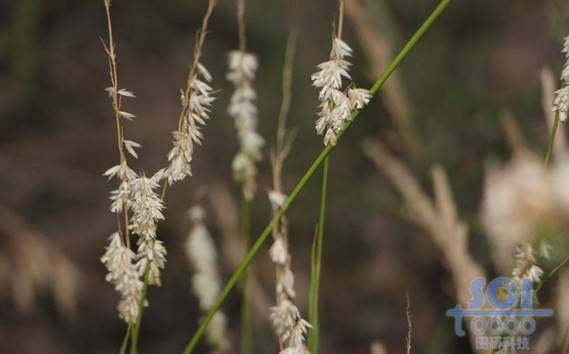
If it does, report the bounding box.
[130,268,150,354]
[240,197,252,354]
[119,325,131,354]
[181,2,451,352]
[536,254,569,293]
[544,112,560,168]
[309,156,329,354]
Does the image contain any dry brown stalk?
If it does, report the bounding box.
[0,206,80,318]
[363,139,485,352]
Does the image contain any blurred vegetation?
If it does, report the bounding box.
[0,0,568,353]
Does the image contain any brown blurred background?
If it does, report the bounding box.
[1,0,568,353]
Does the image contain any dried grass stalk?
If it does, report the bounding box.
[0,206,80,318]
[363,140,485,352]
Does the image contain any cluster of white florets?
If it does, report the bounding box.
[185,206,230,354]
[101,232,144,324]
[311,38,371,146]
[167,63,215,184]
[267,192,311,354]
[512,242,543,285]
[227,51,265,201]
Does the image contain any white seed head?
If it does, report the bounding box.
[127,175,167,286]
[128,176,165,240]
[185,207,229,353]
[166,62,215,184]
[512,242,543,284]
[101,233,144,323]
[167,131,194,183]
[135,238,167,286]
[311,37,369,146]
[227,51,264,200]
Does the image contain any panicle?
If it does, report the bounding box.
[270,299,312,353]
[185,206,230,354]
[166,63,215,184]
[101,232,144,324]
[311,37,370,146]
[128,175,165,239]
[128,173,167,286]
[512,242,543,284]
[227,51,265,200]
[267,190,310,351]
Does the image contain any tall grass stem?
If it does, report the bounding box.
[309,156,329,354]
[240,197,253,354]
[544,112,560,167]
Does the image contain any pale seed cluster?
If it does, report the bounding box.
[185,206,230,354]
[512,242,543,285]
[101,0,217,323]
[101,64,156,322]
[554,35,569,122]
[128,173,167,286]
[101,232,144,324]
[268,193,311,354]
[311,38,371,146]
[167,63,215,184]
[227,51,265,201]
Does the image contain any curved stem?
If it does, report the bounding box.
[544,112,560,168]
[240,197,252,354]
[309,156,329,354]
[181,1,451,352]
[536,254,569,293]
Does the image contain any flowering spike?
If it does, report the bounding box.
[311,37,370,146]
[227,51,264,200]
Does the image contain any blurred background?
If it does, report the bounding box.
[1,0,569,353]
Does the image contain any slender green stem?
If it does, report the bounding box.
[240,197,252,354]
[544,112,560,168]
[119,325,131,354]
[181,2,451,352]
[130,267,150,354]
[309,156,329,354]
[536,254,569,293]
